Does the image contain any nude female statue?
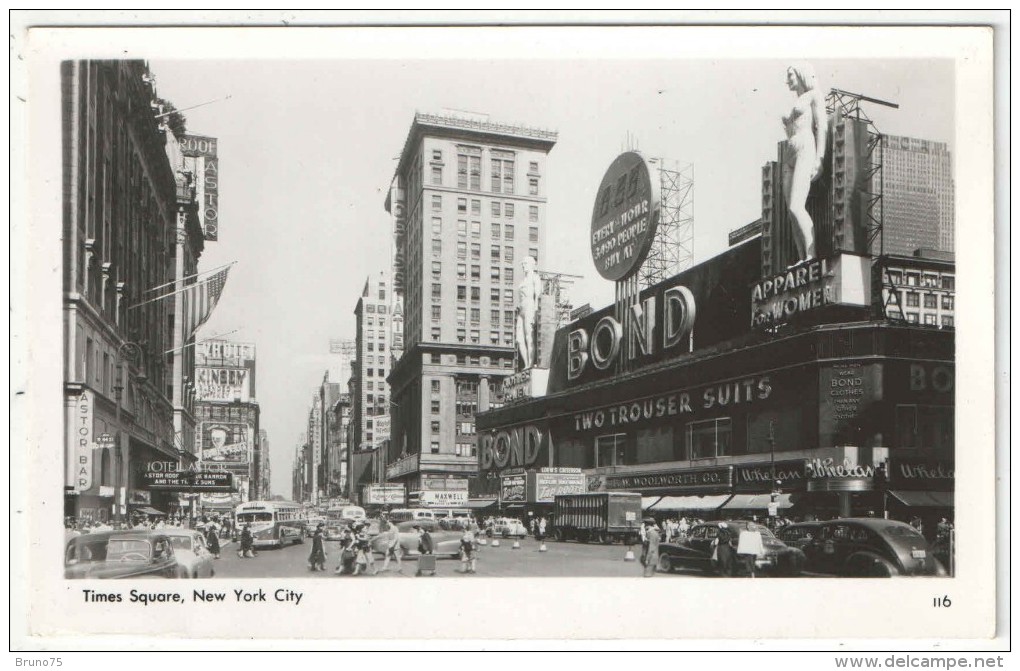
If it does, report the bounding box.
[515,256,542,369]
[782,63,828,263]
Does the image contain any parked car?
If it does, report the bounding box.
[64,530,182,579]
[656,520,805,577]
[777,521,823,551]
[801,518,947,577]
[369,520,464,558]
[493,518,528,538]
[163,529,215,578]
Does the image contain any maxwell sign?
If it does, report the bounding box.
[479,425,543,471]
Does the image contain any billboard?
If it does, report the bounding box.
[199,421,252,471]
[590,151,660,281]
[140,470,233,492]
[362,484,406,505]
[528,469,586,503]
[195,340,256,402]
[181,134,219,241]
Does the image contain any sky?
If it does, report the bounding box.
[147,55,954,497]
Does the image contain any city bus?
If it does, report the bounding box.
[234,500,306,548]
[387,508,436,523]
[326,504,366,524]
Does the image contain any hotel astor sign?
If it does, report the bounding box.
[590,151,660,281]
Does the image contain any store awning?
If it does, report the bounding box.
[131,506,165,516]
[888,490,954,508]
[648,495,731,511]
[723,493,794,510]
[641,496,664,510]
[460,500,498,509]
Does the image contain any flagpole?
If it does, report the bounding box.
[172,208,188,466]
[129,264,230,311]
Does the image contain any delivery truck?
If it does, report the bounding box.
[552,492,643,544]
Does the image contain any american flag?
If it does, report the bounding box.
[182,266,230,340]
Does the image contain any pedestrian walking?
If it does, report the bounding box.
[308,523,327,572]
[712,522,736,577]
[205,524,221,559]
[352,524,374,576]
[335,527,356,575]
[378,520,404,574]
[458,528,477,574]
[537,516,547,542]
[239,523,256,559]
[641,518,660,577]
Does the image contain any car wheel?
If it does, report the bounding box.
[657,555,673,573]
[553,528,564,542]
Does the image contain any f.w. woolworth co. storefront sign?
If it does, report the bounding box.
[599,466,733,494]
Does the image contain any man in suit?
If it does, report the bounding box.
[642,518,660,577]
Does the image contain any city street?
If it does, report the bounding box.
[210,535,824,579]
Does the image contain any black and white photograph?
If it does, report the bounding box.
[11,14,1004,655]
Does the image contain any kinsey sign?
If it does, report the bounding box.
[751,254,869,328]
[572,376,773,434]
[590,151,660,281]
[195,366,251,402]
[479,425,543,471]
[604,466,733,493]
[567,281,695,381]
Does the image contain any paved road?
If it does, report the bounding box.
[208,535,817,579]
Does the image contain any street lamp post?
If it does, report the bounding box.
[112,341,146,526]
[768,419,782,525]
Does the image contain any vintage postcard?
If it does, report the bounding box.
[11,16,1002,651]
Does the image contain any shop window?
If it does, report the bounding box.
[686,418,732,460]
[595,433,628,468]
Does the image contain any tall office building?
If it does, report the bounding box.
[352,273,392,453]
[384,112,557,496]
[878,134,955,255]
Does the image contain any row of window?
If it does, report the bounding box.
[887,271,954,290]
[426,441,479,457]
[430,194,540,222]
[902,292,954,310]
[364,303,389,314]
[903,313,954,327]
[431,285,518,304]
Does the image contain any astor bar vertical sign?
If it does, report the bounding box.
[180,134,219,241]
[75,389,94,491]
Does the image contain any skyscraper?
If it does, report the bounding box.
[352,273,392,453]
[878,134,955,255]
[384,112,557,497]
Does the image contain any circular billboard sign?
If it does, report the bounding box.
[590,151,661,281]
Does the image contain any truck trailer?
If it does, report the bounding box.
[552,492,643,544]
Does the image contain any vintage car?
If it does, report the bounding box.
[777,521,823,551]
[656,520,805,577]
[369,520,464,558]
[162,529,215,578]
[64,530,183,579]
[323,525,347,542]
[800,518,947,577]
[492,517,528,538]
[303,517,327,537]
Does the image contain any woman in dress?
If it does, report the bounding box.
[308,523,326,572]
[781,62,828,264]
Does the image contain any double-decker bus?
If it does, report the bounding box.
[234,500,305,548]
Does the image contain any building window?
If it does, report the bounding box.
[431,166,442,185]
[906,312,919,324]
[457,328,466,342]
[457,220,467,236]
[431,239,442,256]
[491,244,501,261]
[529,248,539,262]
[457,263,466,279]
[905,293,919,307]
[529,177,539,196]
[431,441,440,454]
[470,330,480,343]
[470,308,480,323]
[887,270,902,284]
[471,265,481,280]
[431,327,441,341]
[942,295,954,310]
[529,161,539,173]
[504,246,514,263]
[924,314,937,325]
[504,310,515,326]
[366,304,376,313]
[490,309,500,323]
[489,330,500,344]
[471,287,480,301]
[432,283,441,300]
[686,418,732,459]
[456,241,467,259]
[504,289,514,304]
[431,305,441,321]
[895,405,954,454]
[491,157,515,194]
[942,276,955,290]
[529,205,539,222]
[505,268,514,284]
[432,261,442,278]
[431,399,441,413]
[505,203,515,219]
[491,202,500,217]
[942,316,954,327]
[471,199,481,216]
[471,243,481,260]
[491,266,501,281]
[595,433,627,468]
[457,307,467,324]
[505,224,515,240]
[431,379,441,393]
[923,294,937,309]
[491,223,500,239]
[456,354,466,365]
[529,226,539,242]
[490,288,500,302]
[471,221,481,238]
[432,195,442,211]
[367,342,374,352]
[905,273,918,287]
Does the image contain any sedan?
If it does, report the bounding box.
[777,522,823,551]
[657,520,805,577]
[65,530,182,579]
[493,518,528,538]
[369,520,464,558]
[163,529,215,578]
[801,518,947,577]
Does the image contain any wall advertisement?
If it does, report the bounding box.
[528,470,586,503]
[181,134,219,241]
[500,474,527,504]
